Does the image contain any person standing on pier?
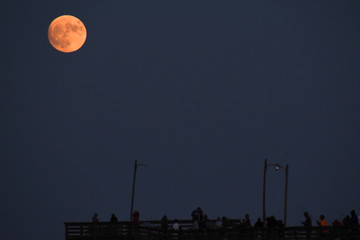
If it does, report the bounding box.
[317,215,329,234]
[161,215,168,233]
[301,212,312,240]
[244,214,251,227]
[132,210,140,224]
[172,219,180,231]
[92,213,99,223]
[191,207,203,229]
[110,213,118,223]
[350,210,359,226]
[317,215,327,227]
[90,213,99,234]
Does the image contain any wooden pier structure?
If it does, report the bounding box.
[65,219,360,240]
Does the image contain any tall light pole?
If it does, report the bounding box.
[130,160,147,222]
[262,159,268,226]
[284,164,288,226]
[262,159,289,226]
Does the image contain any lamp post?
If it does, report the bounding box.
[262,159,289,226]
[130,160,147,222]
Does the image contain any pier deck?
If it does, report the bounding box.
[65,220,360,240]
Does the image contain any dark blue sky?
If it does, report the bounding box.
[1,1,360,240]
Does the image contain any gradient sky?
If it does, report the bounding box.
[1,1,360,240]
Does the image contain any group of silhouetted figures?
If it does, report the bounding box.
[88,207,360,240]
[90,208,359,230]
[81,209,360,240]
[163,207,360,230]
[300,210,359,228]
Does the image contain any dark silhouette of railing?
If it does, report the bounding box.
[65,220,360,240]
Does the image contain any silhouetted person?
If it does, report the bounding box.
[254,218,263,240]
[90,213,99,234]
[161,215,168,233]
[333,219,341,227]
[277,220,285,239]
[350,210,359,235]
[254,218,263,228]
[222,216,230,228]
[131,210,140,237]
[244,214,251,227]
[331,219,342,239]
[350,210,359,226]
[201,214,209,229]
[109,213,118,236]
[302,212,312,240]
[215,217,222,228]
[302,212,312,227]
[132,210,140,224]
[172,219,180,231]
[317,215,329,234]
[191,207,203,229]
[92,213,99,223]
[343,215,350,226]
[317,215,327,227]
[110,213,118,223]
[267,216,277,228]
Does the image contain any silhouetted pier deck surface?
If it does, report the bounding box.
[65,220,360,240]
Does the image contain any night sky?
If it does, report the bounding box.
[1,1,360,240]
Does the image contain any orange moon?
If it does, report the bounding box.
[48,15,87,53]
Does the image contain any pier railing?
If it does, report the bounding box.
[65,220,360,240]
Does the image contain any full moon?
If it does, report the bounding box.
[48,15,87,53]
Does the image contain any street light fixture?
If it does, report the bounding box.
[130,160,148,222]
[262,159,289,226]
